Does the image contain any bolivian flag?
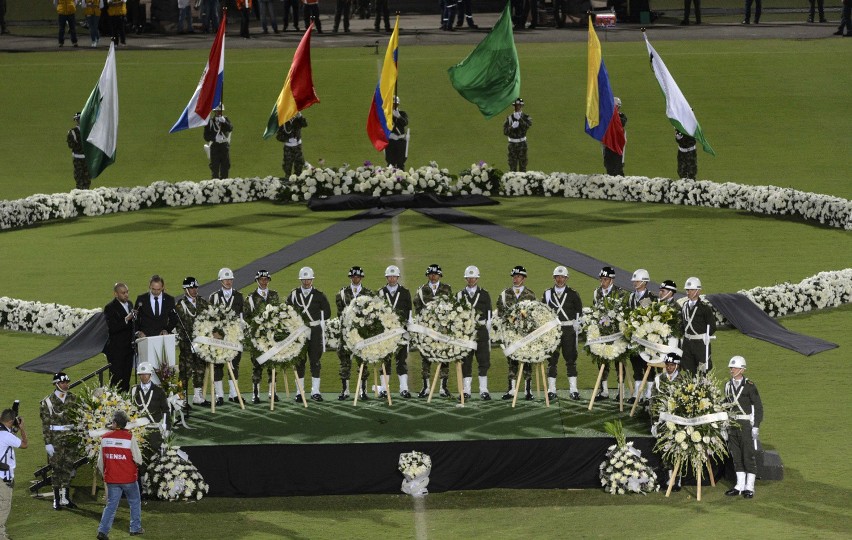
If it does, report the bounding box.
[263,24,320,139]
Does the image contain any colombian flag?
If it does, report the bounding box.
[169,10,226,133]
[366,16,400,152]
[263,24,320,139]
[584,18,625,155]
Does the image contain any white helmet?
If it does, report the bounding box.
[218,267,234,281]
[728,355,747,369]
[684,276,702,290]
[553,266,569,277]
[299,266,315,280]
[385,265,400,277]
[631,269,650,282]
[464,265,480,279]
[137,362,154,375]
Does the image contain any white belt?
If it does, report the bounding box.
[560,320,577,327]
[389,133,405,140]
[508,137,527,143]
[684,333,705,340]
[285,139,302,147]
[678,146,696,153]
[309,320,323,327]
[72,153,85,159]
[50,425,72,431]
[477,319,487,325]
[734,414,753,421]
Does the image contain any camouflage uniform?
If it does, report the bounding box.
[676,129,698,179]
[335,284,373,382]
[412,281,453,386]
[496,285,537,386]
[593,284,626,389]
[40,391,79,495]
[503,110,532,172]
[244,288,282,386]
[276,114,308,178]
[176,295,209,392]
[67,125,90,189]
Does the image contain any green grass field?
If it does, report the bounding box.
[1,38,851,539]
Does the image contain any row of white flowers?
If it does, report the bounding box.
[2,164,849,230]
[3,269,849,339]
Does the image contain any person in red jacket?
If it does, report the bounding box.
[97,411,143,539]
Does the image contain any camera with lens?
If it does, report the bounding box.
[11,400,20,429]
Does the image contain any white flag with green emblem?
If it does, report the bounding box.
[80,42,119,179]
[644,33,715,156]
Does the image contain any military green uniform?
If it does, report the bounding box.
[503,110,532,172]
[67,125,90,189]
[244,288,282,386]
[725,377,763,477]
[130,381,169,463]
[680,299,716,374]
[676,129,698,180]
[413,282,453,388]
[335,285,373,382]
[496,285,537,388]
[40,391,79,496]
[176,295,209,393]
[276,114,308,178]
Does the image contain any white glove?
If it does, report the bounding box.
[511,121,519,129]
[392,109,400,118]
[572,319,582,333]
[752,427,759,439]
[45,444,55,457]
[513,111,521,120]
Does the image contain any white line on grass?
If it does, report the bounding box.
[391,214,406,281]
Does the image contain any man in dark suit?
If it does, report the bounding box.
[134,275,178,339]
[104,282,136,392]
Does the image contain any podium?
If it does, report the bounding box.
[135,334,176,385]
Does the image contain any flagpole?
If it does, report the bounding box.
[220,8,227,108]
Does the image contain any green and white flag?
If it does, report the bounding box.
[644,33,715,156]
[80,42,119,179]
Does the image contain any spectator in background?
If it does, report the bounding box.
[0,408,28,540]
[55,0,79,47]
[259,0,279,33]
[807,0,827,22]
[303,0,322,32]
[202,0,219,32]
[85,0,103,46]
[680,0,700,25]
[834,0,851,34]
[282,0,300,30]
[0,0,8,34]
[107,0,127,45]
[742,0,760,24]
[178,0,194,32]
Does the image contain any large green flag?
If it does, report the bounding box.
[447,2,520,119]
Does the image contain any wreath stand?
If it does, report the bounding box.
[353,361,393,406]
[629,362,664,416]
[201,360,244,413]
[588,361,625,411]
[270,366,305,410]
[511,362,550,408]
[665,458,717,501]
[425,361,463,407]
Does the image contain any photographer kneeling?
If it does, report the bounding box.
[1,407,28,540]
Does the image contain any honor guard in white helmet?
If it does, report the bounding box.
[627,268,657,405]
[592,266,625,400]
[542,265,583,401]
[377,264,414,398]
[40,372,78,510]
[414,264,453,398]
[456,265,493,401]
[724,355,763,499]
[680,276,716,375]
[499,265,537,401]
[336,266,373,401]
[131,359,170,475]
[286,266,332,403]
[208,267,244,406]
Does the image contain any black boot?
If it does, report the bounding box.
[524,379,534,401]
[60,487,77,509]
[358,379,369,400]
[439,377,452,398]
[338,378,350,401]
[53,487,62,510]
[252,383,261,404]
[502,380,515,400]
[417,378,429,398]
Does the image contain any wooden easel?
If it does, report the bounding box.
[588,361,623,411]
[290,367,309,408]
[201,360,244,412]
[425,361,462,406]
[666,458,717,501]
[629,362,664,416]
[511,362,550,408]
[353,362,393,406]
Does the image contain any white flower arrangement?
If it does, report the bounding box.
[143,445,209,501]
[1,171,849,230]
[651,372,735,478]
[70,386,148,463]
[340,295,406,364]
[248,303,309,365]
[737,268,852,319]
[599,421,659,495]
[492,300,561,363]
[0,296,99,337]
[623,300,680,357]
[581,296,630,367]
[409,295,477,364]
[192,304,244,365]
[398,450,431,497]
[324,317,341,351]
